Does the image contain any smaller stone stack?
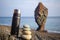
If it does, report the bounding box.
[21,24,32,40]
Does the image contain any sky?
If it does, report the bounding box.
[0,0,60,17]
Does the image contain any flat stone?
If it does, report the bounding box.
[23,24,30,28]
[23,28,31,31]
[22,31,32,35]
[21,35,32,40]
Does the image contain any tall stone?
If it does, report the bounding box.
[34,2,48,31]
[11,9,21,37]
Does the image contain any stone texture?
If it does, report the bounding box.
[34,2,48,31]
[0,25,60,40]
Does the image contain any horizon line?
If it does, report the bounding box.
[0,16,60,18]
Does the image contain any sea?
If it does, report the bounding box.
[0,17,60,33]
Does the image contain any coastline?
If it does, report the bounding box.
[0,24,60,33]
[0,25,60,40]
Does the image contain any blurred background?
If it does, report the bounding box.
[0,0,60,33]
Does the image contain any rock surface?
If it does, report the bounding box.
[0,25,60,40]
[34,2,48,31]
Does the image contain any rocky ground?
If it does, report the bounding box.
[0,25,60,40]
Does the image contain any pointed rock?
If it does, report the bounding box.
[34,2,48,31]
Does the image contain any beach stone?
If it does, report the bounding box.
[0,26,60,40]
[23,31,32,35]
[9,36,16,40]
[23,24,30,28]
[21,35,32,40]
[21,24,32,40]
[34,2,48,31]
[23,27,31,31]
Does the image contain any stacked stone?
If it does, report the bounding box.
[21,24,32,40]
[34,2,48,31]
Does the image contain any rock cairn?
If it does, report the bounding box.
[34,2,48,31]
[21,24,32,40]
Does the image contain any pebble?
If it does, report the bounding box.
[21,35,32,40]
[21,24,32,40]
[23,27,31,31]
[23,24,30,28]
[23,31,31,35]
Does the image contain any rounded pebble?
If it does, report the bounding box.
[23,24,30,28]
[23,31,31,35]
[23,28,31,31]
[22,35,32,40]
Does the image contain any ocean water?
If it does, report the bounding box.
[0,17,60,33]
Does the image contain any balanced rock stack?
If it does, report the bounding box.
[21,24,32,40]
[34,2,48,31]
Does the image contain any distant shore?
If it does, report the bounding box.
[0,25,60,40]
